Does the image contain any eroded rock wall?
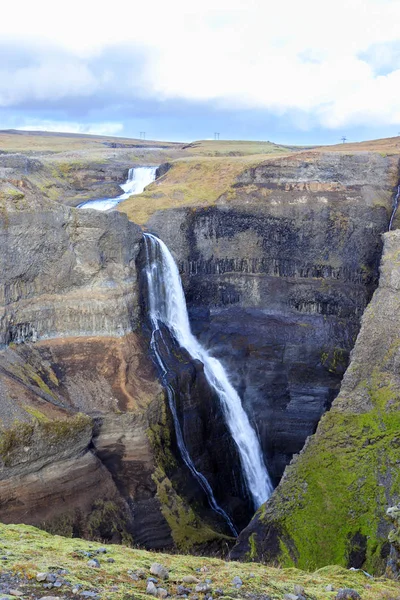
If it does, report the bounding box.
[231,229,400,573]
[147,151,396,484]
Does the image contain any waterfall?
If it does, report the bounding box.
[389,185,400,231]
[78,166,157,211]
[143,233,273,518]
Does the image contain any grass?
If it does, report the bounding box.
[118,154,290,225]
[0,523,399,599]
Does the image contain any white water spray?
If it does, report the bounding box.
[79,166,157,211]
[389,185,400,231]
[143,233,273,512]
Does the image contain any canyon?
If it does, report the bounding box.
[1,131,400,574]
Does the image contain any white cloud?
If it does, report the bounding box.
[16,121,124,136]
[1,0,400,130]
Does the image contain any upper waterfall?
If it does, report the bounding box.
[143,232,273,510]
[78,166,157,211]
[389,184,400,231]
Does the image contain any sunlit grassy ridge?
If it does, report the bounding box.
[1,524,399,599]
[117,152,290,225]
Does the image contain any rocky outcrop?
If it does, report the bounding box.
[0,185,142,346]
[231,229,400,573]
[146,151,397,487]
[386,504,400,579]
[0,152,133,206]
[0,174,233,551]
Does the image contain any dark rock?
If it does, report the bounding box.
[232,576,242,588]
[146,581,157,596]
[176,586,191,595]
[150,563,169,580]
[87,559,100,568]
[334,590,361,600]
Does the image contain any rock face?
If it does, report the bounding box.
[0,175,233,552]
[0,191,141,345]
[147,151,395,487]
[0,152,132,206]
[0,178,167,543]
[231,229,400,573]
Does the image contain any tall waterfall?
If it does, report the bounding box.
[389,184,400,231]
[143,233,273,517]
[79,166,157,211]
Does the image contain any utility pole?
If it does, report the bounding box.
[214,132,220,140]
[341,136,347,143]
[140,131,146,140]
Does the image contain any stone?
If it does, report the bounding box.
[36,573,47,582]
[107,558,115,563]
[157,588,168,598]
[195,584,211,593]
[146,581,157,596]
[148,577,158,584]
[182,576,200,584]
[80,592,99,598]
[334,590,361,600]
[39,597,62,600]
[283,595,298,600]
[232,576,242,588]
[214,589,224,596]
[137,569,146,579]
[150,563,169,580]
[96,547,107,553]
[294,585,305,596]
[43,584,53,590]
[8,592,23,597]
[87,559,100,568]
[177,586,191,595]
[326,584,335,592]
[46,574,57,583]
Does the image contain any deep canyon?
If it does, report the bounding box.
[1,131,400,575]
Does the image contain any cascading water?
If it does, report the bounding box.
[389,184,400,231]
[143,233,273,520]
[78,166,157,211]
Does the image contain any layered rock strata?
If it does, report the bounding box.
[147,151,397,485]
[232,229,400,573]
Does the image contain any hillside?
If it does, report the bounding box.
[0,523,399,600]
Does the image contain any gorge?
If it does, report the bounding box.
[1,131,400,579]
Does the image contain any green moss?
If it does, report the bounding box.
[86,500,133,545]
[320,347,348,374]
[40,413,92,442]
[1,522,398,600]
[0,413,92,467]
[23,406,50,423]
[267,370,400,573]
[147,396,231,552]
[153,466,231,552]
[41,500,133,545]
[247,532,258,560]
[0,421,34,465]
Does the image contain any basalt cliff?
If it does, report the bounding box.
[1,133,400,573]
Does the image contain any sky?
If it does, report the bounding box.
[1,0,400,145]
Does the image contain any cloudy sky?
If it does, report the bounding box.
[1,0,400,144]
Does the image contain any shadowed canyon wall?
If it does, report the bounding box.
[232,229,400,574]
[147,152,396,486]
